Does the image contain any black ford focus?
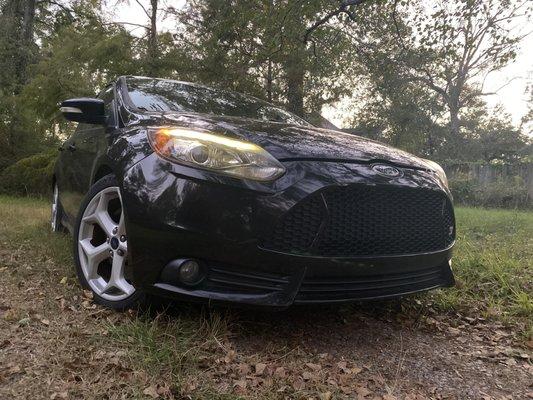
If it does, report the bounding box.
[52,76,455,310]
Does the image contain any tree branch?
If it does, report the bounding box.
[103,21,149,29]
[304,0,368,43]
[133,0,151,19]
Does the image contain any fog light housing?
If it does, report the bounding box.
[161,258,205,287]
[179,260,202,285]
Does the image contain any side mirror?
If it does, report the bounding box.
[60,98,106,125]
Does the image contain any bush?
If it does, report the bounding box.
[0,151,57,197]
[450,176,531,209]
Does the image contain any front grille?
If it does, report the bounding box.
[295,266,446,303]
[262,185,455,257]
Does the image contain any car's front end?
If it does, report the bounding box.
[113,76,455,307]
[121,151,455,307]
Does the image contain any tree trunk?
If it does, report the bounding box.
[22,0,36,44]
[449,103,460,138]
[147,0,159,75]
[11,0,36,89]
[266,58,273,103]
[285,50,305,116]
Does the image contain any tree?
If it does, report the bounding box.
[171,0,365,117]
[463,105,530,162]
[20,3,138,139]
[388,0,531,143]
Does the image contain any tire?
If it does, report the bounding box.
[51,183,67,233]
[73,174,144,310]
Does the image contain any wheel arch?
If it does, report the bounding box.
[92,163,115,184]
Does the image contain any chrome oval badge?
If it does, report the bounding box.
[371,164,402,178]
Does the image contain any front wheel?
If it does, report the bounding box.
[73,175,144,310]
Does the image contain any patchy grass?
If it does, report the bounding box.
[429,207,533,337]
[107,309,232,382]
[1,195,532,399]
[0,195,71,265]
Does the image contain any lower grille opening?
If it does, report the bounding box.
[295,266,446,303]
[262,185,455,257]
[203,266,291,295]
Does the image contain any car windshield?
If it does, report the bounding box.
[125,77,310,126]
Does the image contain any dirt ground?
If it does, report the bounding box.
[1,244,531,400]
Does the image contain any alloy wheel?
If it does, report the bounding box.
[77,186,134,301]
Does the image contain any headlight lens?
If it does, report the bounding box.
[147,127,285,181]
[423,159,448,188]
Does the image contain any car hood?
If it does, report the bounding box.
[149,112,430,169]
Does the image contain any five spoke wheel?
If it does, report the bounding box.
[78,186,134,301]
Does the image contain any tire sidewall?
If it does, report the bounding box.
[51,183,66,233]
[73,174,143,310]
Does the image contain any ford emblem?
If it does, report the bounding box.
[371,164,402,178]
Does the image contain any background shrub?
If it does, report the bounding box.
[0,151,57,197]
[449,176,531,209]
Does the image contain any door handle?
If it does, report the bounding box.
[68,143,77,152]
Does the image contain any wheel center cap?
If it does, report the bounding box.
[110,237,119,250]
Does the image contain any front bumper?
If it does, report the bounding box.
[120,154,455,307]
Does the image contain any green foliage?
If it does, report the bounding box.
[341,0,532,161]
[0,150,57,197]
[449,176,531,209]
[174,0,358,116]
[0,0,530,191]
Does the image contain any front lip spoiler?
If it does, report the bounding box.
[152,265,307,307]
[147,250,455,307]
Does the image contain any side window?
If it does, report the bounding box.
[100,86,116,126]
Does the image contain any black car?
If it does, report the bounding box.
[52,76,455,310]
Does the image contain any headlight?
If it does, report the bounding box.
[423,159,448,188]
[147,127,285,181]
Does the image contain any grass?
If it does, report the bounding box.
[429,207,533,337]
[1,195,532,398]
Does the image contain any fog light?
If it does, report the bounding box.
[179,260,202,285]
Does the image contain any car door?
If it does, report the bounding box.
[60,85,118,219]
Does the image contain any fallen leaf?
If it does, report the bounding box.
[224,350,236,364]
[2,308,19,322]
[143,385,159,398]
[319,392,332,400]
[355,386,372,398]
[60,277,68,284]
[255,362,267,376]
[233,379,247,389]
[302,371,313,381]
[306,362,322,371]
[274,366,286,378]
[448,327,461,336]
[50,392,68,399]
[237,363,251,375]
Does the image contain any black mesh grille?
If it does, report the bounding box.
[262,185,455,257]
[295,266,446,303]
[204,266,290,295]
